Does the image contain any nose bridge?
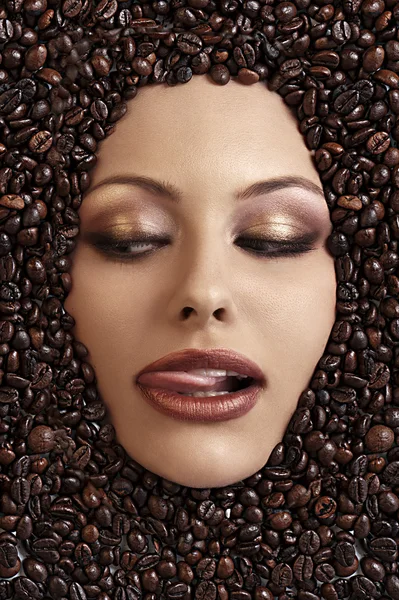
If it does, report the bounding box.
[182,217,225,290]
[170,212,234,321]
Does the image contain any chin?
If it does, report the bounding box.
[158,464,257,489]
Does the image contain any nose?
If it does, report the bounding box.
[166,238,237,328]
[178,284,234,326]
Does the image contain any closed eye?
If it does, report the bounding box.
[236,237,317,258]
[86,233,319,261]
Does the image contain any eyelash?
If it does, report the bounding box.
[90,235,317,262]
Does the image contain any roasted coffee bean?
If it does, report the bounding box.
[176,33,202,56]
[28,131,52,154]
[382,461,399,486]
[298,530,321,555]
[369,537,398,562]
[293,554,314,581]
[348,476,368,503]
[210,64,230,85]
[27,425,55,452]
[335,541,355,567]
[386,574,399,600]
[167,582,189,598]
[334,90,360,115]
[62,0,82,18]
[70,582,87,600]
[271,562,293,586]
[25,45,47,71]
[365,425,395,452]
[0,19,14,44]
[194,580,217,600]
[90,100,108,121]
[367,131,391,154]
[332,20,352,44]
[0,89,22,114]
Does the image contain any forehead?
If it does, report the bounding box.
[89,76,321,192]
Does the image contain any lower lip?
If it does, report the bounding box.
[136,383,262,422]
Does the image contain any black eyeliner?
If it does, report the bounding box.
[84,230,321,261]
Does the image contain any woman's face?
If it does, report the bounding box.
[64,76,336,488]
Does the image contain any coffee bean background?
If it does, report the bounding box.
[0,0,399,599]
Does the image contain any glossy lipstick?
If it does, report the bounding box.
[136,348,266,422]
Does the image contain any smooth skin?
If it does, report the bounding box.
[64,75,336,489]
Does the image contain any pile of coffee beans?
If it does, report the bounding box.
[0,0,399,598]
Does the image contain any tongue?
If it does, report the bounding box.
[136,371,236,393]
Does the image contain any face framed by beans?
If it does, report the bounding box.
[1,0,399,599]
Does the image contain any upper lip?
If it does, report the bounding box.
[136,348,266,385]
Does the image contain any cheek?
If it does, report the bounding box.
[64,254,120,341]
[64,257,152,374]
[254,254,336,367]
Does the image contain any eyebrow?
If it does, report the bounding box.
[87,174,325,203]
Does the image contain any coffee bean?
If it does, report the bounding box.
[334,90,360,115]
[0,194,25,209]
[373,69,399,89]
[348,476,368,503]
[366,131,391,154]
[0,89,22,114]
[337,195,362,210]
[31,538,60,564]
[28,131,53,153]
[369,537,398,562]
[0,541,18,569]
[332,20,352,44]
[217,556,235,579]
[0,19,14,44]
[132,57,152,77]
[0,387,19,404]
[176,33,202,56]
[62,0,82,18]
[365,425,395,452]
[271,562,293,586]
[22,557,48,582]
[191,52,211,75]
[293,554,314,581]
[15,78,36,102]
[36,67,62,86]
[90,100,108,121]
[335,541,355,567]
[210,64,230,85]
[10,476,30,504]
[382,461,399,486]
[27,425,55,452]
[25,45,47,71]
[167,582,189,598]
[70,582,87,600]
[0,557,21,578]
[363,46,385,72]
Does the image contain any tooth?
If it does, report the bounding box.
[188,369,228,376]
[181,391,231,397]
[187,368,249,378]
